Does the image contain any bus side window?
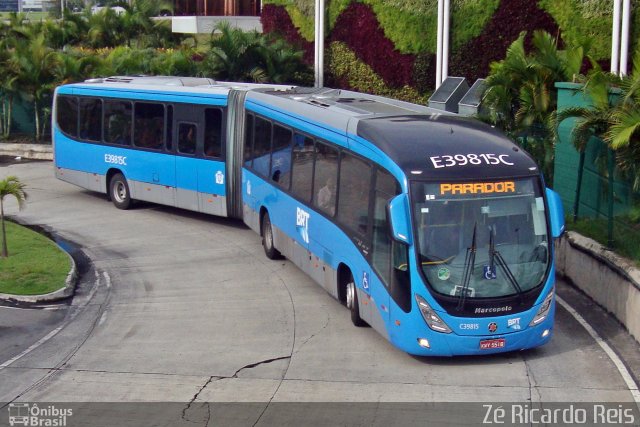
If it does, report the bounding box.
[244,113,254,167]
[312,141,339,216]
[79,98,102,142]
[56,96,78,138]
[204,108,222,158]
[252,116,272,178]
[134,102,164,150]
[104,100,132,146]
[337,152,372,236]
[271,124,292,188]
[178,123,197,155]
[290,133,314,202]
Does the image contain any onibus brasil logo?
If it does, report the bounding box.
[8,403,72,427]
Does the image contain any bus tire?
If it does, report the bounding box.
[110,173,132,210]
[261,211,281,260]
[346,274,367,327]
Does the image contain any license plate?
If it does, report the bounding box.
[479,338,505,350]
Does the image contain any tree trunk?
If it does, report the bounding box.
[6,96,13,138]
[0,199,7,258]
[34,99,40,142]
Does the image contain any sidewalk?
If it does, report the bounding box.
[0,143,53,160]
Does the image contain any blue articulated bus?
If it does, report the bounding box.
[53,76,565,356]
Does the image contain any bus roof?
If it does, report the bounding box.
[58,76,539,180]
[357,115,539,180]
[58,77,295,98]
[248,88,539,180]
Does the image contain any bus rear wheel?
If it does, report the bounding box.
[346,274,367,327]
[261,211,281,260]
[110,173,132,210]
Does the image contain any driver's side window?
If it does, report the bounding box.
[370,169,411,313]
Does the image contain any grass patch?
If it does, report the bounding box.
[0,221,70,295]
[568,217,640,265]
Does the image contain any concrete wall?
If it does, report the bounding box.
[0,143,52,160]
[556,231,640,343]
[172,16,262,33]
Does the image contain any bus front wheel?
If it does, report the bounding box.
[261,211,281,260]
[346,274,367,327]
[110,173,132,210]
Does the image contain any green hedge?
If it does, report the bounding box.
[363,0,499,54]
[328,41,427,103]
[263,0,498,53]
[266,0,352,41]
[539,0,640,62]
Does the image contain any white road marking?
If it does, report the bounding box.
[0,269,103,371]
[103,271,111,288]
[0,325,66,370]
[557,295,640,404]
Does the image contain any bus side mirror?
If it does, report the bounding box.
[388,194,412,245]
[546,188,565,238]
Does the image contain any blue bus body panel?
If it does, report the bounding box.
[243,168,391,332]
[244,166,557,357]
[55,131,226,198]
[55,132,175,186]
[388,270,556,356]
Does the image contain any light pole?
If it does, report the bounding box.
[611,0,632,76]
[435,0,450,89]
[314,0,325,88]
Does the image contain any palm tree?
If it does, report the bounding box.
[482,30,590,182]
[257,36,313,85]
[555,69,617,220]
[54,50,103,85]
[87,7,126,48]
[0,176,27,258]
[0,30,19,140]
[121,0,176,48]
[9,33,61,141]
[203,22,264,82]
[606,53,640,189]
[203,22,310,84]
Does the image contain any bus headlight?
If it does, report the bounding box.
[416,295,452,333]
[529,287,554,326]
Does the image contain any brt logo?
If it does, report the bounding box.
[296,207,310,244]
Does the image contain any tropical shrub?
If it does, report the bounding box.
[481,30,590,182]
[202,22,312,85]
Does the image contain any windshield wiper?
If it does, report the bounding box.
[488,227,524,301]
[456,223,477,311]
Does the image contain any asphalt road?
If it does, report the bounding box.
[1,161,639,425]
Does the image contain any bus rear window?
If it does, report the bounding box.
[56,96,78,138]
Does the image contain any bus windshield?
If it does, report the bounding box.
[411,177,549,299]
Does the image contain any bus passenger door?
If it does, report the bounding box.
[174,105,202,212]
[197,107,227,217]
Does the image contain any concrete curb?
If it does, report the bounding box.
[0,143,53,160]
[556,231,640,343]
[0,236,78,304]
